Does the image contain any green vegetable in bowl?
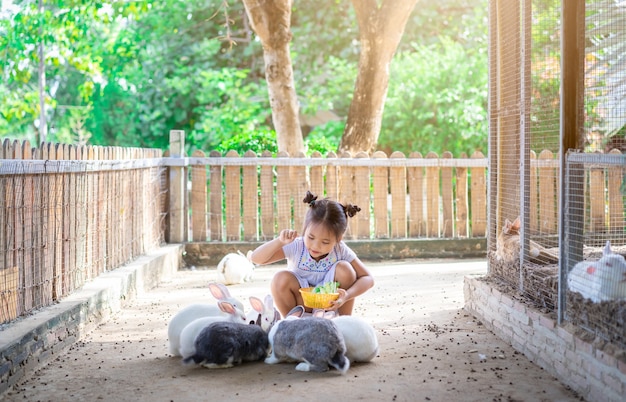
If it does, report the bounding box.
[313,281,339,294]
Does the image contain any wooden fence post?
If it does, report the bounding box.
[168,130,187,243]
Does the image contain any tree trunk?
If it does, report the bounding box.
[340,0,419,155]
[242,0,304,155]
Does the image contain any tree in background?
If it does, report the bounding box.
[241,0,304,155]
[339,0,419,154]
[1,0,491,157]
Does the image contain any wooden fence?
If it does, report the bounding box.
[180,149,490,242]
[0,139,166,324]
[2,133,623,325]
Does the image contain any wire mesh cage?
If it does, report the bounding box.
[488,0,625,319]
[562,151,626,348]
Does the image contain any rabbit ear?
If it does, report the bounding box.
[604,240,612,256]
[263,294,274,310]
[285,305,305,318]
[218,301,236,314]
[249,296,264,313]
[209,282,231,300]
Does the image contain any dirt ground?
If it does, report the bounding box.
[3,259,583,402]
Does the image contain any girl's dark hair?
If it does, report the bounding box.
[302,190,361,240]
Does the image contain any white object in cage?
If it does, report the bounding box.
[567,241,626,302]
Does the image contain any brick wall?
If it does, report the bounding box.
[0,245,182,396]
[464,276,626,402]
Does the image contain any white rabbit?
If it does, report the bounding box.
[596,241,626,301]
[331,315,379,363]
[310,309,378,362]
[265,316,349,373]
[179,301,248,359]
[246,294,281,332]
[567,241,626,302]
[182,321,269,368]
[167,283,245,356]
[216,250,255,285]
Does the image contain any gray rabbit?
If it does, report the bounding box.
[182,321,269,368]
[265,316,350,374]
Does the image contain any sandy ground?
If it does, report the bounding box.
[3,259,582,402]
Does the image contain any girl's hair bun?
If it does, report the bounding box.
[343,204,361,218]
[303,190,318,206]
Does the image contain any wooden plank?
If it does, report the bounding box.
[11,141,24,315]
[209,150,223,241]
[67,145,77,293]
[529,151,538,234]
[538,150,557,234]
[259,151,274,240]
[455,152,468,237]
[607,149,624,233]
[242,150,259,241]
[425,151,439,238]
[372,151,389,239]
[390,151,407,238]
[75,146,87,288]
[224,150,241,241]
[21,142,34,311]
[339,152,356,239]
[168,131,186,243]
[441,151,454,238]
[589,162,606,233]
[292,151,309,233]
[85,146,95,281]
[191,150,207,241]
[276,152,291,232]
[354,151,370,239]
[470,151,487,237]
[0,140,6,277]
[31,145,44,307]
[325,151,339,201]
[41,143,54,305]
[309,151,324,197]
[52,143,64,300]
[0,266,18,323]
[408,152,424,237]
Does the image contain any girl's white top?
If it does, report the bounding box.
[282,237,356,288]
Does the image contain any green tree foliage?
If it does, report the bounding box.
[1,0,491,157]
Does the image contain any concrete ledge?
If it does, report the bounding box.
[0,244,183,395]
[184,238,487,267]
[464,276,626,402]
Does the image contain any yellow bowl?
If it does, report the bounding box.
[299,287,339,309]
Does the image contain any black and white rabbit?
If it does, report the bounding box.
[167,282,245,356]
[178,301,248,359]
[182,321,269,368]
[265,316,350,373]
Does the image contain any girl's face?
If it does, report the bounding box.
[303,223,339,261]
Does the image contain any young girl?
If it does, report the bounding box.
[249,191,375,317]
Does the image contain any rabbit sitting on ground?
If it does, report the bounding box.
[265,315,350,373]
[568,240,626,302]
[247,294,281,332]
[309,309,379,363]
[182,321,269,368]
[178,301,248,359]
[216,250,255,285]
[331,315,379,363]
[167,283,245,356]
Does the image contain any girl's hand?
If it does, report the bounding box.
[278,229,298,245]
[329,288,348,310]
